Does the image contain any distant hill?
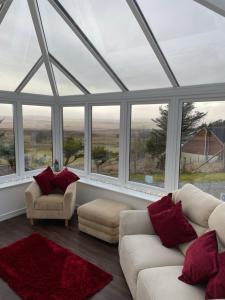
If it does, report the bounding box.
[0,116,157,131]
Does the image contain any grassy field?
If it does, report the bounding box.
[130,171,225,184]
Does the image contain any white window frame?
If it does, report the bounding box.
[0,83,225,197]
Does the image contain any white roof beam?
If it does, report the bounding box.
[126,0,179,87]
[0,0,13,25]
[194,0,225,18]
[48,0,128,92]
[15,56,43,92]
[50,54,90,95]
[27,0,58,97]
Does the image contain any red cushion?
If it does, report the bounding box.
[149,201,197,248]
[206,252,225,299]
[52,168,80,192]
[33,166,55,195]
[179,230,218,285]
[147,193,174,216]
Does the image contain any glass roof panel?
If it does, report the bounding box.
[38,0,120,94]
[137,0,225,86]
[0,0,41,91]
[22,65,52,95]
[58,0,171,91]
[52,65,83,96]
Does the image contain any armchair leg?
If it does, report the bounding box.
[30,219,34,226]
[65,219,68,227]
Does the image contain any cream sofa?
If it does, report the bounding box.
[119,184,225,300]
[25,181,77,226]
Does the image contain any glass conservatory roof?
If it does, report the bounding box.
[0,0,225,96]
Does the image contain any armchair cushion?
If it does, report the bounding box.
[33,166,55,195]
[52,168,79,192]
[34,194,64,210]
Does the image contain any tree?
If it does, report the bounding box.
[146,103,207,168]
[0,144,15,171]
[0,118,5,138]
[92,146,110,173]
[64,137,83,166]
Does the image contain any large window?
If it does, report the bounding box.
[0,104,15,176]
[63,106,85,170]
[179,101,225,198]
[23,105,52,171]
[129,104,168,188]
[91,105,120,177]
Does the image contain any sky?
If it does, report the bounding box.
[0,0,225,95]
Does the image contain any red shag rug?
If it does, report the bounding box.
[0,233,113,300]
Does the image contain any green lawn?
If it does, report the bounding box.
[130,172,225,183]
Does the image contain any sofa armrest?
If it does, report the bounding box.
[119,210,155,243]
[63,182,77,218]
[25,181,41,217]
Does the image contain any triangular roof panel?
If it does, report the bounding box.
[22,64,52,95]
[0,0,42,91]
[38,0,121,94]
[58,0,171,91]
[137,0,225,86]
[53,65,83,96]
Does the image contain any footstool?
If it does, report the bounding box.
[77,199,131,243]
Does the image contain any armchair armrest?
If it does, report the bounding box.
[25,181,41,217]
[63,182,77,218]
[119,210,155,243]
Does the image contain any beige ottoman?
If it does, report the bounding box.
[77,199,131,243]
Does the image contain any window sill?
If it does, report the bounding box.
[0,175,161,202]
[78,177,160,202]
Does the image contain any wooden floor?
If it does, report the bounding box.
[0,212,132,300]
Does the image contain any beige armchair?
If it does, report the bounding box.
[25,181,77,226]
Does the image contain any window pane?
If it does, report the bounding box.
[130,104,168,187]
[91,106,120,177]
[23,105,52,171]
[0,104,15,176]
[137,0,225,86]
[0,0,41,91]
[38,0,120,94]
[63,107,85,170]
[58,0,171,91]
[22,65,52,96]
[180,101,225,198]
[53,66,83,96]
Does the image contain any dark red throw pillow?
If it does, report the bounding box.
[33,166,55,195]
[179,230,218,285]
[206,252,225,299]
[52,168,80,192]
[147,193,174,216]
[149,201,197,248]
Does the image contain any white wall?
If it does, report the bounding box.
[0,182,150,221]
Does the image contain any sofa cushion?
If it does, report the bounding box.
[206,252,225,299]
[209,202,225,248]
[136,266,205,300]
[178,221,207,255]
[173,184,221,227]
[34,194,64,210]
[179,230,218,285]
[120,234,184,298]
[149,201,197,248]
